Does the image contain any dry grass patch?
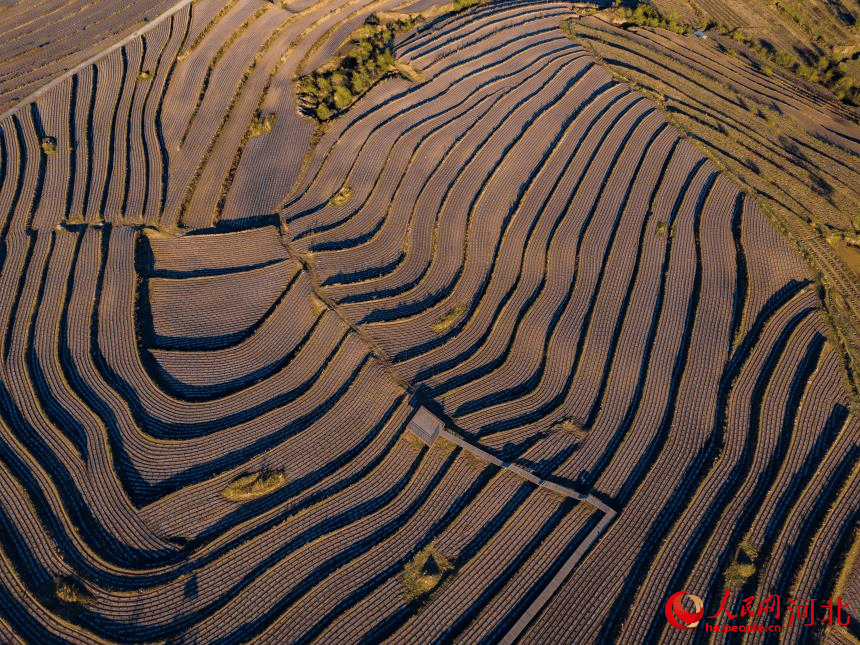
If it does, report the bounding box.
[249,111,277,138]
[404,544,453,601]
[436,436,458,453]
[724,539,758,587]
[222,469,288,502]
[432,304,466,333]
[829,236,860,278]
[402,430,428,451]
[833,524,860,600]
[309,293,328,315]
[55,578,92,606]
[551,418,587,442]
[329,185,352,206]
[394,60,427,84]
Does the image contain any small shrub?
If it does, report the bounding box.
[774,50,797,68]
[40,136,57,154]
[403,545,453,601]
[137,70,152,80]
[222,469,288,502]
[552,418,587,442]
[432,304,466,332]
[248,111,277,137]
[350,69,369,93]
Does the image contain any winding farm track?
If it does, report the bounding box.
[1,0,860,642]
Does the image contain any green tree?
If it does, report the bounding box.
[334,85,353,110]
[316,104,332,121]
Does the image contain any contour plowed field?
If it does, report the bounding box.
[1,0,859,642]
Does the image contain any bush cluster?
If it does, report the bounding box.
[621,5,689,35]
[732,34,860,106]
[619,2,860,106]
[298,20,408,121]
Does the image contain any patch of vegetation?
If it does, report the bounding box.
[55,578,92,606]
[551,418,587,442]
[403,544,453,601]
[728,32,860,106]
[617,2,860,106]
[221,468,288,502]
[329,185,353,206]
[619,5,689,35]
[833,524,860,600]
[452,0,482,10]
[436,436,458,452]
[298,18,411,121]
[432,304,466,333]
[655,220,667,237]
[40,136,57,154]
[299,1,487,122]
[137,69,152,80]
[248,110,277,138]
[724,539,758,587]
[309,293,328,315]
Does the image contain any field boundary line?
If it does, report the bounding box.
[0,0,196,123]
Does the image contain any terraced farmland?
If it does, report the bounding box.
[1,0,860,642]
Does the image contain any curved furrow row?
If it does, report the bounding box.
[185,0,429,228]
[444,101,660,434]
[0,0,177,115]
[163,4,284,228]
[297,43,591,251]
[312,52,600,300]
[147,273,324,399]
[571,19,860,230]
[643,26,860,126]
[99,39,144,223]
[312,51,593,301]
[398,0,564,64]
[145,259,299,347]
[283,13,578,233]
[3,5,193,231]
[54,436,437,643]
[0,231,174,572]
[521,284,820,644]
[289,42,580,245]
[0,423,417,640]
[1,0,858,641]
[345,54,599,330]
[631,307,824,642]
[143,225,291,276]
[583,161,717,497]
[451,110,670,437]
[776,461,860,642]
[383,75,628,388]
[316,469,532,640]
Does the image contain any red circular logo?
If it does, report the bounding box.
[665,591,705,630]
